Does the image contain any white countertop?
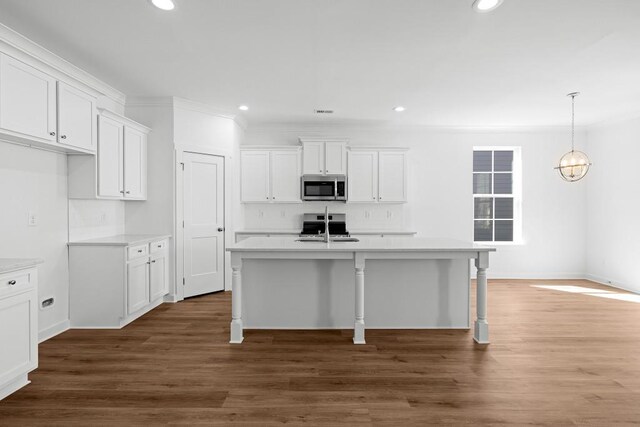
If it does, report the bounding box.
[68,234,172,247]
[0,258,43,274]
[228,236,495,253]
[235,229,418,235]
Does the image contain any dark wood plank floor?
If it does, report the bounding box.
[1,279,640,426]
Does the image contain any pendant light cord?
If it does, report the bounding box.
[571,94,575,152]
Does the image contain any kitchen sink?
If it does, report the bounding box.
[296,236,360,243]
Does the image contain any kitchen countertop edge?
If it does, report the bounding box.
[0,258,44,274]
[67,234,172,247]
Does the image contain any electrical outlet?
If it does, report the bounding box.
[364,211,371,219]
[387,210,393,219]
[27,211,38,226]
[280,210,286,218]
[258,210,264,218]
[99,212,107,224]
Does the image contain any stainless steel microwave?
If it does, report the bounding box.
[301,175,347,201]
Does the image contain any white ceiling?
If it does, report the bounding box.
[0,0,639,127]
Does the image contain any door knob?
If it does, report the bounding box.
[218,227,225,232]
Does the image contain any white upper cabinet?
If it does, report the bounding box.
[270,150,301,202]
[325,141,347,174]
[97,115,124,198]
[57,81,97,152]
[0,53,56,142]
[68,109,150,200]
[241,150,271,202]
[348,148,408,203]
[300,139,347,175]
[378,151,407,203]
[241,148,301,203]
[348,150,378,202]
[123,126,147,200]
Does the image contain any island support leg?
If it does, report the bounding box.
[474,253,489,344]
[230,255,244,344]
[353,255,366,344]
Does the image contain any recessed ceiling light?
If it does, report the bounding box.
[150,0,175,11]
[393,106,406,112]
[472,0,503,13]
[238,105,249,111]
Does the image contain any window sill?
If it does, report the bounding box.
[474,240,524,247]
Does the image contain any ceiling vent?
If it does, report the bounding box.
[314,109,334,114]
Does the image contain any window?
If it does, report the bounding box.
[473,148,521,243]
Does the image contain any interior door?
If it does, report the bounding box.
[183,152,225,298]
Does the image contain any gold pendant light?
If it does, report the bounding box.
[555,92,592,182]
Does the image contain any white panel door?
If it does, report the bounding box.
[0,53,56,141]
[270,150,300,202]
[0,290,37,387]
[97,115,124,198]
[183,152,225,298]
[325,142,347,175]
[302,141,324,175]
[127,257,149,315]
[378,151,407,203]
[57,82,96,152]
[240,150,270,202]
[348,151,378,202]
[123,126,146,199]
[149,252,169,301]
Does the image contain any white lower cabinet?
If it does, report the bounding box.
[69,238,169,328]
[0,266,38,401]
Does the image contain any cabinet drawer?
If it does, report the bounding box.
[150,239,168,254]
[0,269,34,296]
[128,244,148,260]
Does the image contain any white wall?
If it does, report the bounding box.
[0,143,69,338]
[242,124,588,279]
[586,117,640,293]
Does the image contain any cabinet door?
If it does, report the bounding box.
[378,151,407,203]
[325,142,347,175]
[123,126,147,199]
[270,150,301,202]
[57,82,97,152]
[0,289,37,387]
[302,141,324,175]
[240,150,270,202]
[149,253,168,301]
[0,53,56,141]
[348,151,378,202]
[97,115,124,198]
[127,257,149,315]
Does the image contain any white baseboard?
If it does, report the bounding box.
[485,272,586,280]
[163,294,180,303]
[585,274,640,295]
[38,319,70,343]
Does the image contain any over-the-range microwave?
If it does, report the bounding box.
[301,175,347,201]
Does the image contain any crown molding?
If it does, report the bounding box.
[98,108,151,133]
[0,23,126,107]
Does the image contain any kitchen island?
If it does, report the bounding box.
[227,237,495,345]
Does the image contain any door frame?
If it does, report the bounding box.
[175,148,233,301]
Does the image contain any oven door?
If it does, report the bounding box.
[302,178,336,200]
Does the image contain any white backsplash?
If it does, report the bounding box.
[68,199,125,241]
[242,202,408,231]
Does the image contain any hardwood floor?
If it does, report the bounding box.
[1,279,640,426]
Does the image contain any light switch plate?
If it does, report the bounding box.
[27,211,38,226]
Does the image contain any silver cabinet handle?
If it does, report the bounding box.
[61,135,67,139]
[49,131,56,136]
[217,227,225,232]
[8,280,16,286]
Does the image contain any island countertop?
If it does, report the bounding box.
[227,236,495,253]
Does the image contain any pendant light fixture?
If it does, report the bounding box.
[555,92,592,182]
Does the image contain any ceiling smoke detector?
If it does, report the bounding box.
[314,109,334,114]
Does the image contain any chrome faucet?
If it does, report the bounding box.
[324,205,330,243]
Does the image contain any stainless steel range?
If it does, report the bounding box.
[298,210,359,242]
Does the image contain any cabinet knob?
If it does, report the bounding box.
[126,191,131,194]
[379,197,382,200]
[217,227,225,232]
[8,280,16,286]
[137,249,143,253]
[61,135,67,139]
[146,261,151,265]
[151,260,156,263]
[120,191,125,194]
[49,131,56,136]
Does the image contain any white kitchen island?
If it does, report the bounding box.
[227,237,495,345]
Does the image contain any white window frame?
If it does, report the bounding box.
[472,146,523,245]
